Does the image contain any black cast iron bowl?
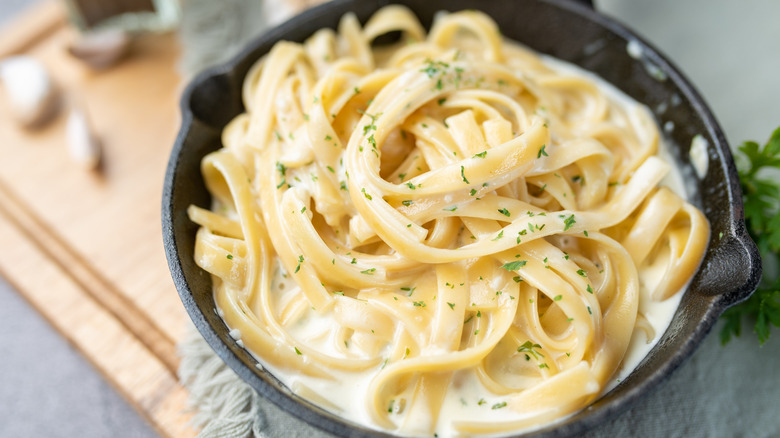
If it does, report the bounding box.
[163,0,761,436]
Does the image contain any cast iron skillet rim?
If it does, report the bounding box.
[163,1,761,437]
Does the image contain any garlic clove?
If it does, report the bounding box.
[0,56,59,127]
[68,29,130,70]
[66,108,101,170]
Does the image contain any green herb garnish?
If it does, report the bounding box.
[501,260,527,271]
[721,127,780,345]
[563,214,576,231]
[517,340,544,360]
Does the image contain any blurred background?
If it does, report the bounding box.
[0,1,778,437]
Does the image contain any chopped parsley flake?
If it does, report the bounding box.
[563,214,576,231]
[460,165,469,184]
[473,151,487,158]
[420,59,449,78]
[501,260,527,271]
[498,208,511,217]
[492,402,507,410]
[554,295,563,301]
[517,341,544,360]
[447,302,455,310]
[401,200,413,206]
[360,268,376,275]
[361,188,373,200]
[577,269,588,277]
[537,144,548,158]
[294,347,302,355]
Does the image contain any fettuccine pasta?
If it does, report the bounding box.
[189,6,709,436]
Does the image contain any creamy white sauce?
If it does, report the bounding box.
[226,51,695,438]
[690,134,709,179]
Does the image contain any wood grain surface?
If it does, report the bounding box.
[0,2,194,436]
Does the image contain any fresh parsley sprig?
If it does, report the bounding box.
[720,126,780,345]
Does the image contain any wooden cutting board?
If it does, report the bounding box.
[0,2,193,436]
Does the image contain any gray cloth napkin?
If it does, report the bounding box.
[175,1,780,437]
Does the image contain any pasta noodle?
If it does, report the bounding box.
[188,6,709,436]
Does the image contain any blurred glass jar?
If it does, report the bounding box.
[63,0,180,33]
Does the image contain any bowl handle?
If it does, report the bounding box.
[695,223,762,310]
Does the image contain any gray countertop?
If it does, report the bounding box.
[1,1,778,437]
